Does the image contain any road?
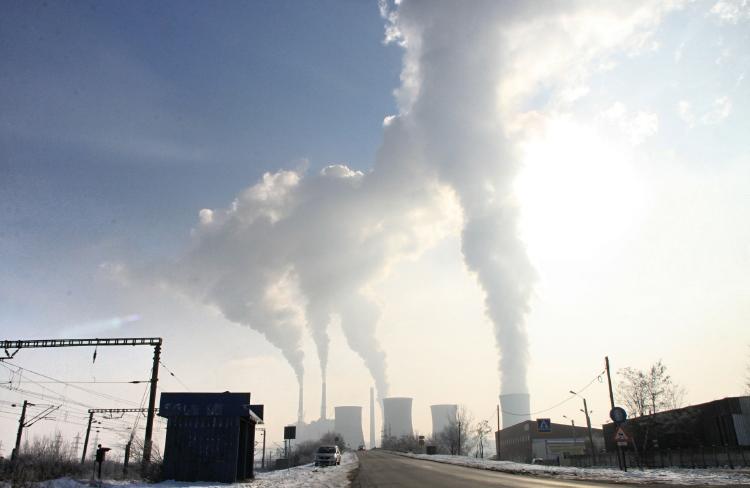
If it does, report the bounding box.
[353,450,641,488]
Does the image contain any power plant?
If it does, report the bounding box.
[334,406,365,448]
[430,404,457,437]
[499,393,531,428]
[382,397,413,439]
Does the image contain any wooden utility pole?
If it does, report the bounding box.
[11,400,30,461]
[605,356,625,471]
[583,397,597,465]
[143,342,161,466]
[81,411,94,464]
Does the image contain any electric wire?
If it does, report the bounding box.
[500,369,606,416]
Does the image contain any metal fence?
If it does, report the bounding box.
[564,446,750,469]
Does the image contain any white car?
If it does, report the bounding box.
[314,445,341,466]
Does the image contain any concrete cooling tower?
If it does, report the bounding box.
[382,397,413,438]
[500,393,530,428]
[430,404,457,437]
[334,406,365,449]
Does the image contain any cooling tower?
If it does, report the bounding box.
[430,404,457,437]
[320,381,327,420]
[334,406,365,448]
[382,397,413,438]
[499,393,530,429]
[369,387,376,448]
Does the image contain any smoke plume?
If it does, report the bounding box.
[156,0,676,407]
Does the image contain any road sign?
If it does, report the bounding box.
[609,407,627,424]
[614,426,630,447]
[283,425,296,440]
[536,418,551,432]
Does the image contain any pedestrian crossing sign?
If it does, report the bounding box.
[537,418,551,432]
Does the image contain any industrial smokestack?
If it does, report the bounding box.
[499,393,530,429]
[320,381,327,420]
[382,397,413,439]
[430,404,457,437]
[334,406,365,449]
[369,387,376,448]
[298,384,304,423]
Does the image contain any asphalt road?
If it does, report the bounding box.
[352,450,642,488]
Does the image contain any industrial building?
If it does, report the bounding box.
[430,404,457,437]
[382,397,413,438]
[602,396,750,452]
[334,406,365,448]
[159,392,264,482]
[495,419,604,463]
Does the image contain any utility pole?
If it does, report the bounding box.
[11,400,31,461]
[81,411,94,464]
[261,429,266,469]
[606,356,625,471]
[583,397,597,465]
[142,342,161,466]
[496,405,500,431]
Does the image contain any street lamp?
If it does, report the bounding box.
[570,390,597,465]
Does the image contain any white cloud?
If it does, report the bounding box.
[710,0,750,23]
[678,96,732,127]
[601,102,659,145]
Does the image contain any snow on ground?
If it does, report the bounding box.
[252,451,358,487]
[11,452,358,488]
[397,452,750,485]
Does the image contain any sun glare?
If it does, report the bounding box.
[515,117,646,267]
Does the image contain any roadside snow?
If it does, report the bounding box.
[252,451,358,487]
[398,452,750,485]
[15,452,357,488]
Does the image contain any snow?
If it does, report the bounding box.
[397,452,750,485]
[8,452,358,488]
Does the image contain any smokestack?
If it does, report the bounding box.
[320,381,327,420]
[369,387,376,448]
[298,383,304,423]
[499,393,530,429]
[430,404,457,437]
[334,406,365,449]
[382,397,413,439]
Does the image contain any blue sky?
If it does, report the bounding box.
[1,1,400,327]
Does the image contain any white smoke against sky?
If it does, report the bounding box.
[152,0,682,403]
[161,163,456,403]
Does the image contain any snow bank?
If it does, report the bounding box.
[397,452,750,485]
[17,452,358,488]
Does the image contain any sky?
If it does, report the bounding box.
[1,0,749,457]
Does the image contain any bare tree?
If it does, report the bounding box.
[435,405,473,456]
[473,420,492,458]
[617,360,685,417]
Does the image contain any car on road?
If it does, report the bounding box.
[314,445,341,466]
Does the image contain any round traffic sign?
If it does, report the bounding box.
[610,407,627,424]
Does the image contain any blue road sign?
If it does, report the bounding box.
[537,418,551,432]
[610,407,627,424]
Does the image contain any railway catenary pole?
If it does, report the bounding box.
[1,337,163,467]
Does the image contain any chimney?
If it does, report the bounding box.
[297,383,304,424]
[320,381,327,420]
[369,387,376,448]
